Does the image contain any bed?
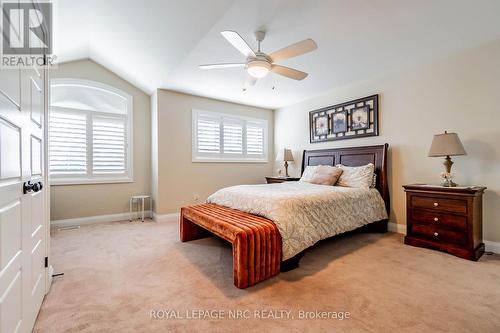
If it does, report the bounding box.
[180,144,390,288]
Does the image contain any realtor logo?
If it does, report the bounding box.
[1,1,54,68]
[2,1,52,55]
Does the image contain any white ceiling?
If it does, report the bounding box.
[53,0,500,109]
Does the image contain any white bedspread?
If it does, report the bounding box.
[207,182,388,260]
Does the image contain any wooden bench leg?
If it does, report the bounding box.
[180,216,212,242]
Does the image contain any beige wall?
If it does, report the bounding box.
[274,40,500,243]
[50,59,151,220]
[152,90,274,214]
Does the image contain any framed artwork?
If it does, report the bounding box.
[351,106,370,130]
[314,115,329,136]
[309,94,379,143]
[332,111,347,133]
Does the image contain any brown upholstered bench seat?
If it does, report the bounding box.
[180,203,281,289]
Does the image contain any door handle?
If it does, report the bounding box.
[23,181,43,194]
[32,182,42,192]
[23,181,33,194]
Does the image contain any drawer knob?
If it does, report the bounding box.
[433,232,439,237]
[433,202,439,207]
[434,217,439,222]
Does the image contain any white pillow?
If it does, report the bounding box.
[336,163,375,188]
[299,165,343,186]
[299,165,319,183]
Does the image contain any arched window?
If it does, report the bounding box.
[49,79,133,184]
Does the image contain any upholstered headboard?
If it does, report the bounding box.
[301,144,390,212]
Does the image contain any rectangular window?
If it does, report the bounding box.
[49,107,132,184]
[192,109,268,162]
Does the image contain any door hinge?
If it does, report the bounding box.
[44,257,48,268]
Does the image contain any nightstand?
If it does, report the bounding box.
[403,184,486,261]
[265,176,300,184]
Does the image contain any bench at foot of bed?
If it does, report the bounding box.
[180,204,282,289]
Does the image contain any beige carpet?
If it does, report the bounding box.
[34,220,500,333]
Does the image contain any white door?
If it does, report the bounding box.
[0,5,48,333]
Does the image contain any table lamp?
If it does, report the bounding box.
[276,148,294,177]
[428,131,467,187]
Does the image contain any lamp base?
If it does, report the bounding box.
[441,179,457,187]
[284,161,290,177]
[441,156,457,187]
[443,155,453,174]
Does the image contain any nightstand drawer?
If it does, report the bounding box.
[410,196,467,214]
[411,209,467,231]
[411,223,466,246]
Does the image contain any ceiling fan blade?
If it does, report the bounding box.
[199,63,246,69]
[243,75,257,88]
[269,39,317,62]
[221,31,256,58]
[271,65,308,80]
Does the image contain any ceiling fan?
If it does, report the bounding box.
[199,30,317,88]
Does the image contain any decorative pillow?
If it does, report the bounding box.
[300,165,343,186]
[336,163,375,188]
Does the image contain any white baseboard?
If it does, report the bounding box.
[153,212,180,223]
[485,240,500,254]
[51,211,152,230]
[388,222,407,235]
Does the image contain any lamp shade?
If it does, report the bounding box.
[276,148,294,162]
[428,132,467,157]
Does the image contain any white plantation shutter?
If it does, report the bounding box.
[49,111,87,174]
[197,116,220,154]
[193,110,267,161]
[49,79,132,184]
[223,118,243,154]
[92,116,126,174]
[246,121,265,156]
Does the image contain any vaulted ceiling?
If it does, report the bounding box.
[53,0,500,109]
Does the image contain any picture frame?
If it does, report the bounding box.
[350,106,370,130]
[309,94,379,143]
[332,111,348,133]
[314,115,329,136]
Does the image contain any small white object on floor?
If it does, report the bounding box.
[129,195,152,222]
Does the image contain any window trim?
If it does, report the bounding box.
[192,109,268,163]
[49,79,133,185]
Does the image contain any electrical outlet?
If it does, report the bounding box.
[193,194,200,202]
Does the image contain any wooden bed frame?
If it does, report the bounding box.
[181,144,390,288]
[301,143,390,212]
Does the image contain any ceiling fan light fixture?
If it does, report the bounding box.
[247,60,271,78]
[199,30,317,85]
